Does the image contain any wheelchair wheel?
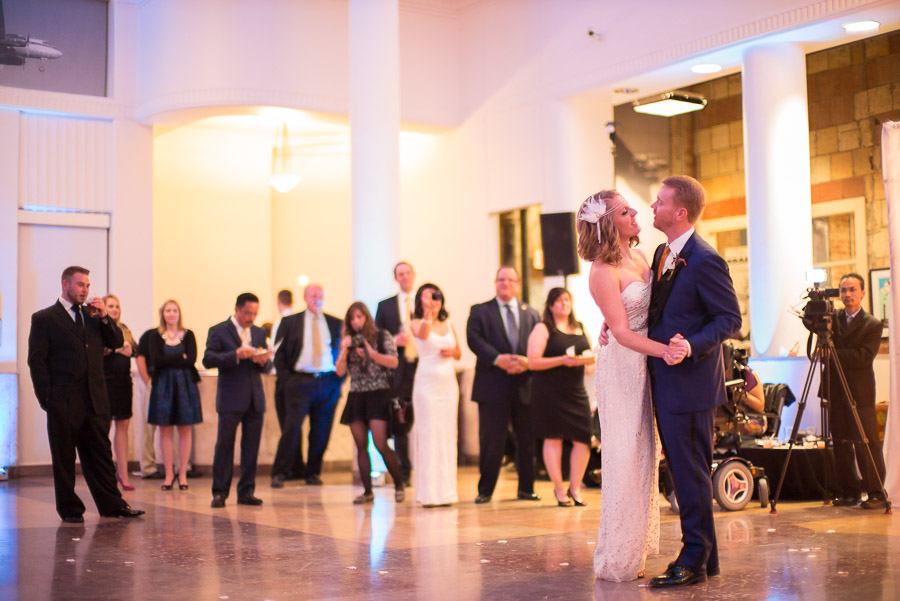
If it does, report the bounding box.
[713,460,754,511]
[757,476,770,509]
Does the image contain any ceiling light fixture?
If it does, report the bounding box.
[270,122,302,193]
[841,20,880,34]
[691,63,722,74]
[632,90,706,117]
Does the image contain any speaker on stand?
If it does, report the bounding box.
[539,212,580,287]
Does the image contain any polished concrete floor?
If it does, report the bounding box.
[2,466,898,600]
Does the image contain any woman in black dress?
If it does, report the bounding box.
[103,294,137,491]
[526,288,595,506]
[335,301,405,505]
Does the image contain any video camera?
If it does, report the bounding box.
[800,268,840,334]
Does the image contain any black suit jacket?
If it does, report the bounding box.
[28,301,124,414]
[203,319,272,414]
[466,298,540,404]
[375,294,417,397]
[273,310,343,375]
[822,308,882,408]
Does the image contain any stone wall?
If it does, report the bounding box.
[807,31,899,270]
[668,30,899,271]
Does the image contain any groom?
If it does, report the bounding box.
[647,176,741,587]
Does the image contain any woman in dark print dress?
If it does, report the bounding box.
[146,299,202,492]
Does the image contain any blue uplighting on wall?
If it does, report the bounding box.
[22,204,88,213]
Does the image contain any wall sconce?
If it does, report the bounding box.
[270,123,301,193]
[632,90,706,117]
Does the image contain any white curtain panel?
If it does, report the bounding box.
[881,121,900,500]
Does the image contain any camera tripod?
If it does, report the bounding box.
[770,325,891,515]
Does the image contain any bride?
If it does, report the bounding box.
[577,189,685,582]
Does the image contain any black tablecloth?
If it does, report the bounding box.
[737,443,838,500]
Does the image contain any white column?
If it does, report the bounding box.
[349,0,400,307]
[742,44,812,357]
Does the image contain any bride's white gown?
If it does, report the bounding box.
[593,280,660,582]
[412,329,459,505]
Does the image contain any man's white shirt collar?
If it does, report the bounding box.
[59,296,78,321]
[664,227,695,270]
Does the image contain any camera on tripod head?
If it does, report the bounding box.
[800,268,840,334]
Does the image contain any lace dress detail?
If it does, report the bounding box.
[593,281,660,582]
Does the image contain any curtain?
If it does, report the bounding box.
[881,121,899,500]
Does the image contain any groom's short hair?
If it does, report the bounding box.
[663,175,706,224]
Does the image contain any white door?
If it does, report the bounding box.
[16,223,108,466]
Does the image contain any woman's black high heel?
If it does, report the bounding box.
[555,490,572,507]
[567,489,586,507]
[161,481,174,491]
[178,482,189,491]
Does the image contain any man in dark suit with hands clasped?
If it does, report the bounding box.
[27,265,145,523]
[467,266,541,504]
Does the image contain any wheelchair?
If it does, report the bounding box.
[662,349,772,513]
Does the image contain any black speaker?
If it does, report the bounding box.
[539,212,580,276]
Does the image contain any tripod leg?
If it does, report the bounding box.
[771,349,821,514]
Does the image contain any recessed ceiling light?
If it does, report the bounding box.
[842,20,880,34]
[691,63,722,74]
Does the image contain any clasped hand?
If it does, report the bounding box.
[663,334,688,366]
[496,353,527,374]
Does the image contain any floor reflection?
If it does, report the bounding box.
[2,467,898,600]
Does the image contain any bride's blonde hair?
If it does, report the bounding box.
[576,190,638,266]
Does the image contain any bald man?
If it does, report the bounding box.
[271,284,344,486]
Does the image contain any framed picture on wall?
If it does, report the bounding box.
[869,268,890,338]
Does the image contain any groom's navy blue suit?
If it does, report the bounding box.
[648,232,741,575]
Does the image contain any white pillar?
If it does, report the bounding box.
[742,44,812,357]
[349,0,400,307]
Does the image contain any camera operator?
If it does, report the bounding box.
[823,273,885,509]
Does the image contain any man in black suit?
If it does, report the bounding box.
[203,292,272,508]
[466,266,541,503]
[271,283,343,487]
[374,261,417,485]
[27,266,145,522]
[271,288,306,480]
[825,273,886,509]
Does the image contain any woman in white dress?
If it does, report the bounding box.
[576,190,686,582]
[410,283,461,507]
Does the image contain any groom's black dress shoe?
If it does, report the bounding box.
[474,495,491,504]
[237,495,263,506]
[100,505,145,518]
[650,566,706,588]
[61,515,84,523]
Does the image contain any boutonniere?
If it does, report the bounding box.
[665,252,690,281]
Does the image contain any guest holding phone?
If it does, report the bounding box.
[411,284,461,507]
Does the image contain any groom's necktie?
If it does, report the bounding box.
[656,246,671,281]
[504,304,519,354]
